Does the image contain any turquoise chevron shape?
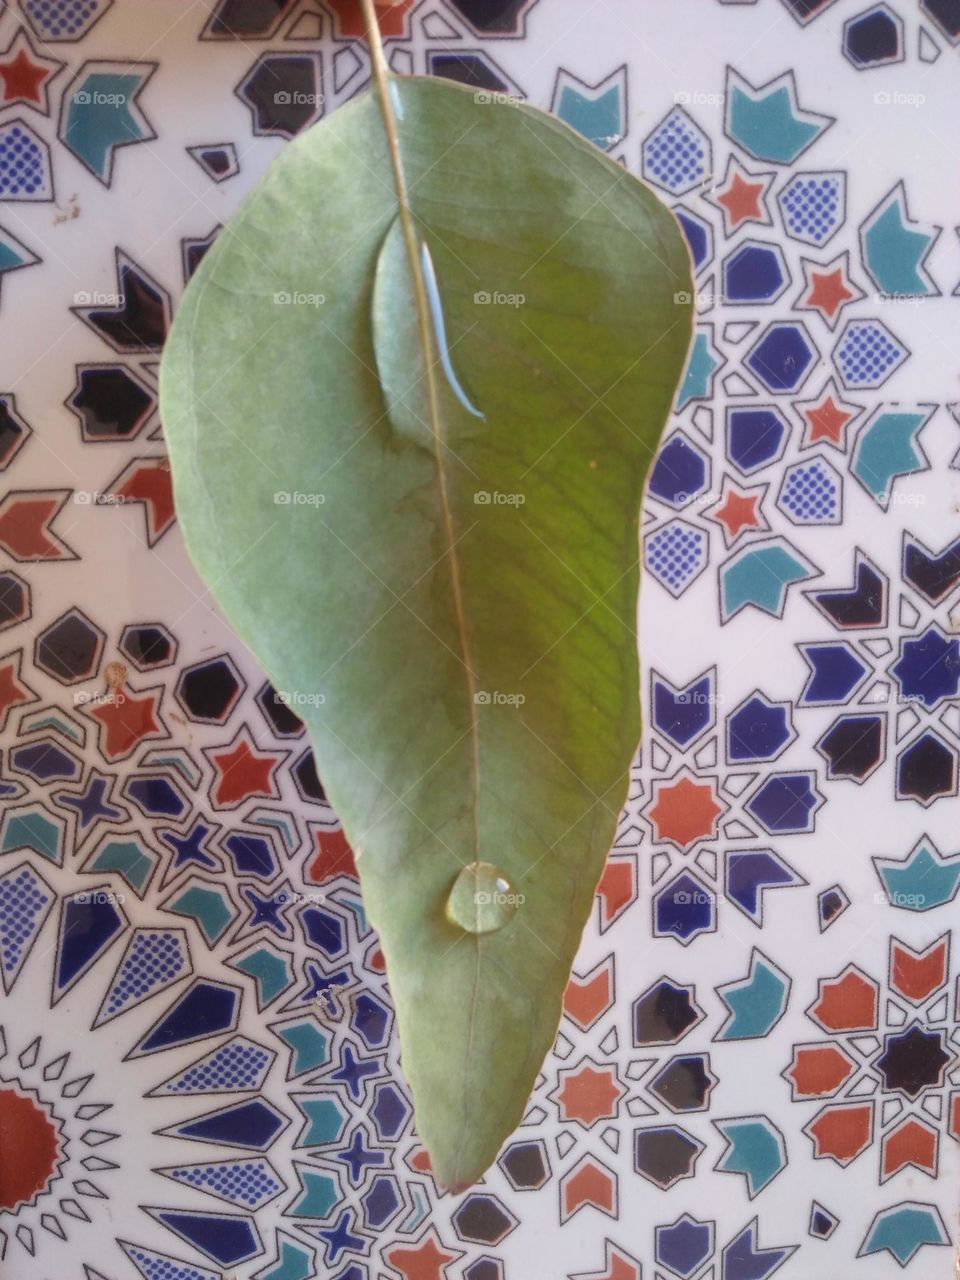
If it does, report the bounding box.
[61,65,156,184]
[255,1234,315,1280]
[232,945,293,1006]
[168,883,234,944]
[859,1203,949,1267]
[295,1095,348,1146]
[726,69,831,164]
[289,1167,341,1219]
[721,541,814,621]
[715,1117,786,1197]
[718,951,789,1039]
[851,409,929,507]
[0,224,39,293]
[275,1019,330,1075]
[553,68,625,150]
[873,837,960,911]
[676,328,723,409]
[861,184,939,297]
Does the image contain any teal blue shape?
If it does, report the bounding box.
[676,331,720,410]
[851,411,925,506]
[719,957,789,1040]
[234,946,292,1007]
[717,1118,785,1196]
[2,811,61,863]
[863,193,935,297]
[290,1168,340,1219]
[255,1235,314,1280]
[728,80,825,164]
[62,71,151,183]
[0,235,30,272]
[170,885,233,945]
[875,842,960,911]
[338,893,368,935]
[861,1205,948,1266]
[722,544,811,620]
[295,1096,348,1146]
[89,838,155,894]
[276,1020,330,1076]
[556,83,622,150]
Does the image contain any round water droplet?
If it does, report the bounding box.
[446,861,521,935]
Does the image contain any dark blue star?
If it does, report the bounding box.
[160,818,218,871]
[302,961,351,1014]
[336,1127,386,1185]
[316,1209,366,1264]
[333,1045,382,1100]
[892,626,960,709]
[54,771,124,829]
[242,885,294,937]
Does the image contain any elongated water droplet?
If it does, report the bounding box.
[446,861,521,934]
[420,242,485,421]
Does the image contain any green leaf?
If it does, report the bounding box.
[160,71,692,1191]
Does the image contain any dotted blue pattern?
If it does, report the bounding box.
[646,521,707,595]
[643,110,708,195]
[105,931,189,1016]
[164,1038,271,1093]
[0,124,47,199]
[779,461,840,523]
[170,1159,282,1208]
[127,1248,217,1280]
[779,174,842,244]
[22,0,102,38]
[835,321,906,387]
[0,868,50,976]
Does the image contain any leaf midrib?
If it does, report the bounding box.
[360,0,485,1189]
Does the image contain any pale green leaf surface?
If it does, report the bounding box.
[160,74,692,1191]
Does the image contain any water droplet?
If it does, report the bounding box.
[446,861,521,934]
[419,242,485,422]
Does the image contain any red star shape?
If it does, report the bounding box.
[709,487,763,543]
[385,1230,461,1280]
[801,391,856,450]
[306,824,358,883]
[0,49,48,105]
[0,654,36,731]
[207,731,284,809]
[87,686,165,762]
[553,1062,625,1128]
[805,267,854,322]
[0,33,60,110]
[645,774,724,850]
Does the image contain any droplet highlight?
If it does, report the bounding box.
[446,861,521,934]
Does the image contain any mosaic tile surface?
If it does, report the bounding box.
[2,0,960,1275]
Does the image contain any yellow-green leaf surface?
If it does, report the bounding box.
[160,72,692,1191]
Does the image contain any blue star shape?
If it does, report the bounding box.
[336,1128,386,1185]
[315,1210,366,1265]
[332,1045,382,1100]
[54,771,124,829]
